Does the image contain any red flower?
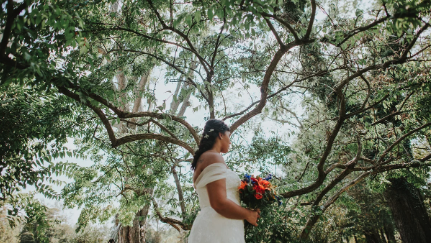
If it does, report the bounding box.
[255,193,263,199]
[253,184,265,200]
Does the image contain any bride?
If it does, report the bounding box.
[188,119,260,243]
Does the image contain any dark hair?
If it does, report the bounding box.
[191,119,230,171]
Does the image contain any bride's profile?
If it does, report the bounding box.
[188,119,260,243]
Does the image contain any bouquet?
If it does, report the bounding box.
[238,173,282,210]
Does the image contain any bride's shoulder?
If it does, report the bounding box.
[201,151,224,161]
[201,152,224,164]
[197,152,225,170]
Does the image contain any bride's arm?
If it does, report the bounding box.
[207,179,260,226]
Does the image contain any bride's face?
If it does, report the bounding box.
[220,131,231,153]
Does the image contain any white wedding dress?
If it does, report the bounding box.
[188,163,245,243]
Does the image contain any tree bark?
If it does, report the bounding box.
[384,177,431,243]
[379,229,387,243]
[383,222,396,243]
[117,200,152,243]
[177,86,192,117]
[364,230,382,243]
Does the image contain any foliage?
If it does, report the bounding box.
[1,0,431,241]
[0,84,81,201]
[1,194,111,243]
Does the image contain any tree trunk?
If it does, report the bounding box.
[364,230,381,243]
[383,222,396,243]
[384,177,431,243]
[379,229,387,243]
[117,223,139,243]
[117,203,152,243]
[138,200,152,243]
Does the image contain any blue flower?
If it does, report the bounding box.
[244,174,251,183]
[264,174,272,181]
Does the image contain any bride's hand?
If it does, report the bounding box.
[245,209,261,226]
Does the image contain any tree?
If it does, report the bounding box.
[0,83,83,205]
[384,177,431,243]
[2,0,431,241]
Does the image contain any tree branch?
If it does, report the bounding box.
[377,122,431,163]
[0,1,27,56]
[151,198,191,231]
[56,85,117,146]
[229,40,313,131]
[304,0,316,40]
[223,69,331,121]
[60,80,200,145]
[261,13,299,42]
[300,171,371,239]
[115,133,195,154]
[281,91,347,198]
[146,0,211,73]
[264,17,284,47]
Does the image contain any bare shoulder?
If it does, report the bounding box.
[197,151,225,169]
[193,152,226,183]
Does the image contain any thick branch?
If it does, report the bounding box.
[312,137,362,207]
[57,85,197,153]
[230,40,314,132]
[300,154,431,239]
[304,0,316,40]
[56,86,117,145]
[281,91,347,198]
[60,80,200,145]
[0,1,27,56]
[300,171,371,239]
[122,112,199,146]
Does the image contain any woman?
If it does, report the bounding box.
[188,119,260,243]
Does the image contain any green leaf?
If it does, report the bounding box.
[186,15,192,26]
[208,8,214,20]
[195,11,201,23]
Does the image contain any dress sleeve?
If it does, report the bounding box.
[195,163,227,188]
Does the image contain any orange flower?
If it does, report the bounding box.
[238,181,247,190]
[257,178,271,190]
[254,184,265,195]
